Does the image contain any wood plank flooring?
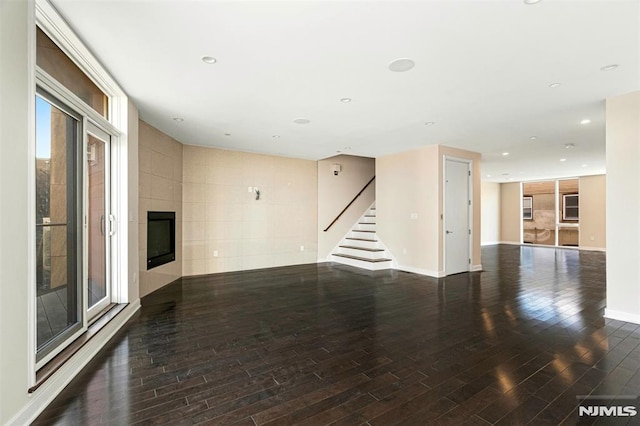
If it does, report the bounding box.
[33,245,640,425]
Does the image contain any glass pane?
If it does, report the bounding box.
[36,95,80,352]
[36,28,108,119]
[522,181,556,246]
[88,135,107,310]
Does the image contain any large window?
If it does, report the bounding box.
[35,24,119,367]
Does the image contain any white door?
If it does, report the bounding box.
[444,159,470,275]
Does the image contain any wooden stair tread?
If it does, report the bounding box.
[333,254,391,263]
[364,215,376,217]
[346,237,378,242]
[358,222,376,225]
[352,230,375,233]
[339,245,385,252]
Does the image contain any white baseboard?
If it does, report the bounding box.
[481,242,500,246]
[604,309,640,325]
[472,264,483,272]
[499,241,522,245]
[10,300,141,426]
[395,264,445,278]
[578,246,606,252]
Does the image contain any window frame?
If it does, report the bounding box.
[523,196,533,220]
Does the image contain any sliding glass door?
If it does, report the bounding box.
[86,125,111,318]
[35,91,83,360]
[35,90,114,365]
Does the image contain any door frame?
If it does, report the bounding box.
[442,156,473,276]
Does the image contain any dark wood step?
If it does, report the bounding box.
[358,222,376,225]
[339,245,385,252]
[351,230,375,233]
[364,215,376,218]
[333,253,391,263]
[346,237,378,243]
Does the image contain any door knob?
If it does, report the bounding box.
[446,230,453,234]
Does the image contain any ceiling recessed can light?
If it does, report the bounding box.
[600,64,619,71]
[173,117,184,122]
[293,118,310,125]
[425,121,435,126]
[389,58,415,72]
[502,152,510,156]
[529,136,537,140]
[580,119,591,125]
[581,164,588,167]
[560,158,567,162]
[565,143,575,149]
[272,135,280,138]
[340,98,352,103]
[549,83,561,88]
[524,0,542,4]
[202,56,217,64]
[224,133,231,136]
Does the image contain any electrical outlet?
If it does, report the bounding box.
[300,245,304,252]
[213,250,218,257]
[590,236,595,241]
[247,186,253,193]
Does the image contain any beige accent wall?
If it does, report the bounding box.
[138,121,183,297]
[182,145,318,275]
[500,182,521,244]
[579,174,606,250]
[605,91,640,323]
[376,144,481,276]
[481,181,501,245]
[318,154,375,260]
[127,101,140,302]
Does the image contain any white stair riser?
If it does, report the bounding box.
[349,230,376,239]
[360,216,376,224]
[354,223,376,232]
[331,255,392,271]
[344,239,380,250]
[337,247,388,259]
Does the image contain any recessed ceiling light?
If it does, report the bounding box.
[272,135,280,139]
[425,122,435,126]
[560,158,567,162]
[487,174,492,178]
[389,58,416,72]
[340,98,352,103]
[529,136,537,140]
[580,119,591,125]
[581,164,588,167]
[524,0,542,4]
[202,56,217,64]
[224,133,231,136]
[502,152,510,156]
[549,83,561,88]
[502,173,510,176]
[344,146,352,150]
[173,117,184,122]
[600,64,619,71]
[293,118,310,125]
[565,143,575,149]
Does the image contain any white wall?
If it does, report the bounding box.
[481,181,501,245]
[0,1,34,422]
[605,91,640,324]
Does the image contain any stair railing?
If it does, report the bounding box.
[323,176,375,232]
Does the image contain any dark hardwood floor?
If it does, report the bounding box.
[33,245,640,425]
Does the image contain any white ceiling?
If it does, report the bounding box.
[51,0,639,182]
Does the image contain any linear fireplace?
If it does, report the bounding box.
[147,211,176,270]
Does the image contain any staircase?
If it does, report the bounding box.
[331,205,393,271]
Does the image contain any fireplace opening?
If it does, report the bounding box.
[147,211,175,270]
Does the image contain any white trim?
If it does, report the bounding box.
[604,308,640,325]
[395,264,445,278]
[481,241,500,246]
[578,246,606,252]
[26,0,38,393]
[471,264,483,272]
[443,155,473,276]
[9,301,140,426]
